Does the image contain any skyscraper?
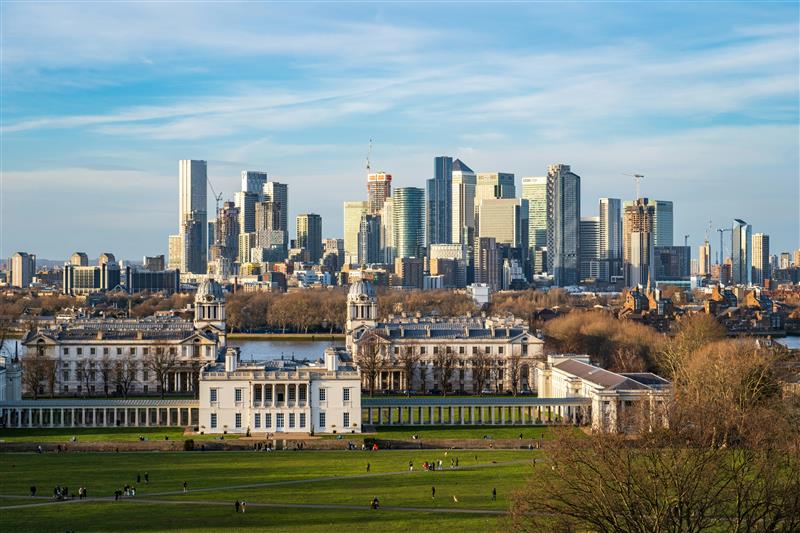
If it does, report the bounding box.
[522,177,547,274]
[380,197,395,265]
[477,198,529,254]
[70,252,88,266]
[475,172,515,205]
[598,198,622,282]
[10,252,35,288]
[216,201,240,263]
[623,199,673,247]
[623,198,655,287]
[343,201,368,266]
[474,237,500,292]
[752,233,770,286]
[699,240,711,276]
[546,164,580,287]
[579,216,600,281]
[367,172,392,214]
[731,219,752,285]
[168,235,182,270]
[178,160,208,274]
[393,187,426,259]
[357,214,382,265]
[296,214,323,263]
[426,156,453,246]
[451,159,476,245]
[263,181,288,246]
[241,170,268,194]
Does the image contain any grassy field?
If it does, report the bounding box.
[0,427,239,443]
[368,425,566,440]
[0,450,536,532]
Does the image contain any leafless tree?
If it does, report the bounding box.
[398,347,419,392]
[76,358,94,397]
[114,352,138,399]
[508,353,522,396]
[471,351,491,394]
[21,355,46,399]
[434,349,457,396]
[356,332,386,397]
[144,344,179,399]
[100,354,113,397]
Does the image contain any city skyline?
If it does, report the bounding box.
[2,3,798,259]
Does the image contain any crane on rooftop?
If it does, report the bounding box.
[622,173,645,200]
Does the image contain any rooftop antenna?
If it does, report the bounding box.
[622,173,645,200]
[366,138,373,173]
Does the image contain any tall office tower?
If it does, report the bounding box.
[699,240,711,276]
[426,156,453,246]
[477,198,529,276]
[10,252,36,288]
[769,254,779,274]
[178,160,208,273]
[579,216,600,281]
[238,233,255,264]
[429,244,467,288]
[731,219,752,285]
[357,214,382,265]
[622,199,673,247]
[181,211,206,274]
[70,252,88,266]
[296,214,322,263]
[98,253,116,265]
[241,170,268,194]
[546,164,581,287]
[654,246,691,281]
[475,172,516,205]
[367,172,392,214]
[263,181,288,245]
[474,237,500,292]
[623,198,655,287]
[451,159,476,245]
[234,191,259,233]
[393,187,426,259]
[324,238,345,257]
[598,198,622,282]
[255,200,281,233]
[343,201,368,266]
[143,255,166,271]
[380,197,395,265]
[795,249,800,268]
[216,201,240,262]
[167,235,182,270]
[522,177,547,274]
[752,233,770,286]
[395,257,424,290]
[779,252,791,269]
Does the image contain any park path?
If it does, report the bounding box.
[0,459,533,512]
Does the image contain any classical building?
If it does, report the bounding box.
[199,347,361,435]
[534,355,670,432]
[345,281,544,394]
[0,355,22,403]
[22,279,227,397]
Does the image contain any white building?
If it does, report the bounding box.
[534,355,670,432]
[0,355,22,403]
[199,347,361,435]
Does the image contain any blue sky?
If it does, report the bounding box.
[2,2,798,261]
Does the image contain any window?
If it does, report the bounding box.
[288,386,296,401]
[63,361,70,368]
[485,346,491,354]
[255,413,261,428]
[276,413,284,428]
[420,347,426,355]
[343,388,350,402]
[210,389,218,402]
[319,412,326,427]
[142,371,149,381]
[299,385,307,402]
[289,413,295,428]
[62,371,69,381]
[472,346,478,354]
[169,347,177,355]
[433,346,439,354]
[235,388,243,402]
[319,388,326,402]
[210,413,217,429]
[265,386,273,402]
[343,412,350,428]
[299,413,306,428]
[498,347,504,355]
[459,346,465,354]
[63,348,69,355]
[143,385,148,393]
[90,348,96,355]
[103,347,109,355]
[235,413,242,428]
[63,385,69,393]
[76,348,83,355]
[265,413,272,428]
[254,386,262,402]
[117,348,122,355]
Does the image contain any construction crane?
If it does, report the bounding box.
[366,138,373,174]
[622,173,645,200]
[717,227,732,265]
[207,176,223,214]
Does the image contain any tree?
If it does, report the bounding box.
[508,353,522,396]
[471,350,491,394]
[100,354,113,397]
[434,349,457,396]
[76,358,94,397]
[114,353,138,399]
[144,344,179,399]
[356,332,386,397]
[21,355,46,399]
[398,347,419,392]
[657,312,727,382]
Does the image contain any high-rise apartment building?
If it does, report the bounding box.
[234,191,259,233]
[429,244,467,288]
[395,257,424,290]
[699,240,711,276]
[255,200,282,234]
[451,159,476,245]
[598,198,622,282]
[263,181,288,246]
[522,177,547,274]
[215,201,240,263]
[343,201,368,266]
[241,170,268,194]
[357,214,382,265]
[427,156,453,246]
[474,237,500,292]
[296,214,323,263]
[752,233,770,286]
[393,187,426,259]
[623,199,673,247]
[70,252,88,266]
[579,216,600,281]
[623,198,655,287]
[143,255,166,271]
[795,249,800,268]
[168,235,182,270]
[10,252,36,288]
[380,198,395,265]
[731,219,752,285]
[178,160,208,274]
[779,252,791,269]
[367,172,392,214]
[546,164,580,287]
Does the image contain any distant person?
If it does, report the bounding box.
[183,481,188,493]
[366,463,370,472]
[431,486,435,500]
[30,486,36,497]
[137,473,141,484]
[235,500,241,513]
[371,496,380,510]
[409,461,413,472]
[144,472,149,484]
[492,487,497,501]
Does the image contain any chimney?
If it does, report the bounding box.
[225,347,239,372]
[324,348,338,372]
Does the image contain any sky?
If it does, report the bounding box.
[2,1,799,262]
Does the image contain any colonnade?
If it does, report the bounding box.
[0,401,199,428]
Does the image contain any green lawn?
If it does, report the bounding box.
[0,450,534,531]
[367,425,567,441]
[0,427,239,443]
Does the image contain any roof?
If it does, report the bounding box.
[23,317,216,343]
[196,278,225,301]
[370,321,538,342]
[553,359,652,390]
[362,396,590,407]
[452,159,473,173]
[1,399,199,408]
[348,280,376,299]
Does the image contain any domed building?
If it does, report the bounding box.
[194,278,227,342]
[345,280,545,394]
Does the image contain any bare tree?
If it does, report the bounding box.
[114,352,138,399]
[144,344,179,399]
[434,349,457,396]
[43,358,57,398]
[100,354,113,397]
[76,358,94,397]
[471,350,491,394]
[356,332,386,397]
[398,347,419,392]
[508,353,522,396]
[21,355,46,399]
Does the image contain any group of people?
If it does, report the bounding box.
[113,485,136,500]
[234,500,247,513]
[51,485,72,500]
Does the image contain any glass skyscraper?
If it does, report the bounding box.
[426,156,453,246]
[393,187,426,259]
[546,164,581,287]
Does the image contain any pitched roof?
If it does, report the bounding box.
[452,159,473,173]
[553,359,652,390]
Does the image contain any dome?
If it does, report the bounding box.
[348,280,375,300]
[196,278,224,303]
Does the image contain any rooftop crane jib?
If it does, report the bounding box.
[622,173,645,200]
[207,176,223,214]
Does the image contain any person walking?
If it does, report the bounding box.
[492,487,497,501]
[431,486,436,500]
[144,472,149,484]
[183,481,188,493]
[366,463,370,472]
[235,500,241,513]
[409,461,413,472]
[136,473,141,484]
[30,486,36,497]
[241,500,246,513]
